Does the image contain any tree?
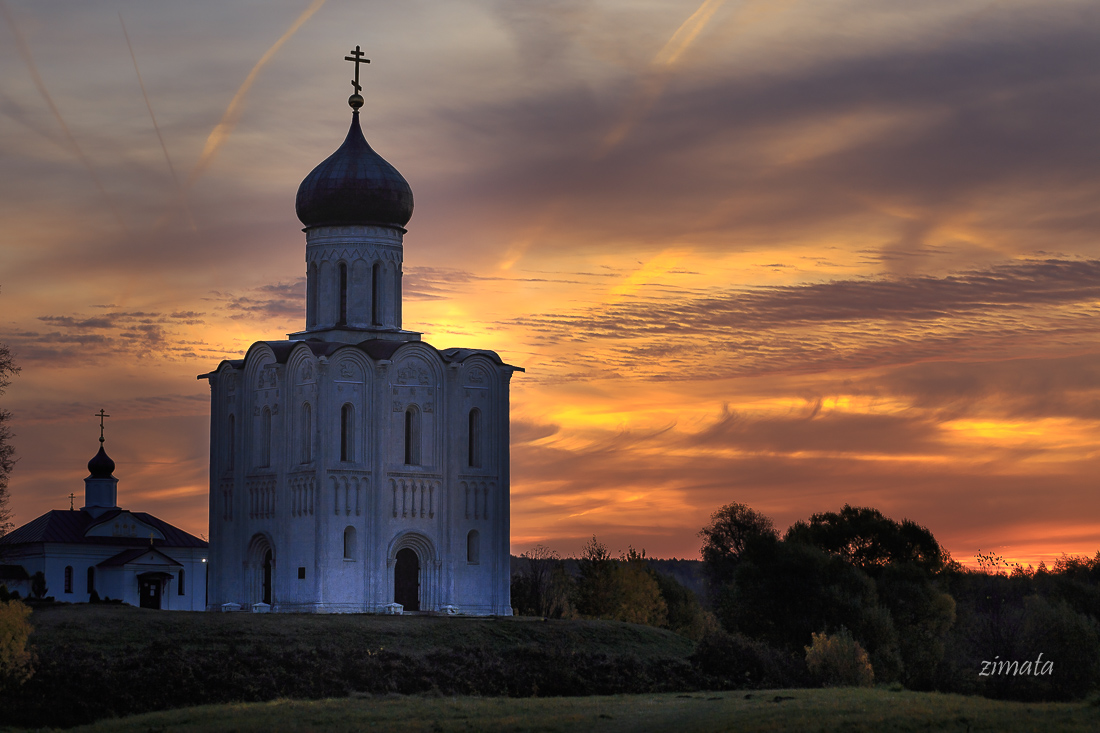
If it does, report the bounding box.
[785,504,946,576]
[511,544,574,618]
[30,572,46,600]
[575,536,618,619]
[0,599,34,689]
[699,502,779,590]
[615,548,668,628]
[0,339,18,540]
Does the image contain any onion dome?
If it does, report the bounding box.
[295,113,414,229]
[87,446,115,479]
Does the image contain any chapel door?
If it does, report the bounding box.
[139,577,161,609]
[394,548,420,611]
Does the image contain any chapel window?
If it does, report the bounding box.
[260,407,272,468]
[178,568,185,596]
[338,262,348,325]
[344,526,357,560]
[468,408,482,468]
[64,566,73,594]
[467,530,480,564]
[340,403,354,462]
[301,402,312,464]
[404,406,421,466]
[87,566,95,594]
[371,262,382,326]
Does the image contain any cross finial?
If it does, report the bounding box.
[69,493,75,511]
[343,45,370,111]
[95,409,110,444]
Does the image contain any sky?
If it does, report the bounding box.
[2,0,1099,568]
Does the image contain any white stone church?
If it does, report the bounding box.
[200,66,520,614]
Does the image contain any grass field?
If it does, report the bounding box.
[19,688,1098,733]
[27,603,695,659]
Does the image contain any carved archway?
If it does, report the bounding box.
[247,533,275,608]
[387,532,438,612]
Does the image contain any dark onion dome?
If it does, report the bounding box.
[295,113,413,229]
[87,446,115,479]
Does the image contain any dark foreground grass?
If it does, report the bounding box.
[5,605,702,728]
[21,689,1100,733]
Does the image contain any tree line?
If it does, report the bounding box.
[511,502,1100,701]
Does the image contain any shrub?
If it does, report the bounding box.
[0,599,34,689]
[804,628,874,688]
[691,629,808,689]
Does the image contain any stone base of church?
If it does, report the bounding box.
[206,601,513,616]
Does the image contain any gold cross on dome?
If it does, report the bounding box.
[95,409,110,444]
[344,45,370,94]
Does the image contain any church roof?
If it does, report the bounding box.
[199,338,523,379]
[295,112,414,230]
[0,565,30,581]
[0,509,207,549]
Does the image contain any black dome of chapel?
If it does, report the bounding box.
[295,113,413,229]
[87,446,115,479]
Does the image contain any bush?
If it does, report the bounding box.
[691,629,808,689]
[0,599,34,689]
[804,628,874,688]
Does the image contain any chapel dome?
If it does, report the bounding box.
[87,446,115,479]
[295,113,414,229]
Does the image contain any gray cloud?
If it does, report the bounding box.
[510,259,1100,380]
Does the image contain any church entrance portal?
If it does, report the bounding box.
[138,573,165,609]
[262,549,273,605]
[394,548,420,611]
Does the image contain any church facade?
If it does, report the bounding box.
[200,72,520,614]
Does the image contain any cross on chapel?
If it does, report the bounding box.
[95,409,110,444]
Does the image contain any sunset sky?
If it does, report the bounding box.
[2,0,1099,568]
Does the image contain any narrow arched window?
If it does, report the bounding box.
[178,568,185,596]
[260,407,272,468]
[307,262,318,327]
[467,530,480,564]
[341,403,354,462]
[344,526,357,559]
[468,408,481,468]
[65,566,73,594]
[227,414,236,471]
[404,406,420,465]
[338,262,348,325]
[87,566,95,594]
[301,403,312,464]
[371,262,381,326]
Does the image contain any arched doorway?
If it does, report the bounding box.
[262,549,273,605]
[394,547,420,611]
[247,533,275,608]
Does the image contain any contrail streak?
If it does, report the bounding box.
[185,0,327,187]
[0,0,127,230]
[597,0,727,157]
[120,12,196,231]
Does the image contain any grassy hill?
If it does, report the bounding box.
[5,604,698,728]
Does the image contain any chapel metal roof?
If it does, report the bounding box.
[0,509,207,549]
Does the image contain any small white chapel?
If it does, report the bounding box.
[0,416,209,610]
[199,47,521,614]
